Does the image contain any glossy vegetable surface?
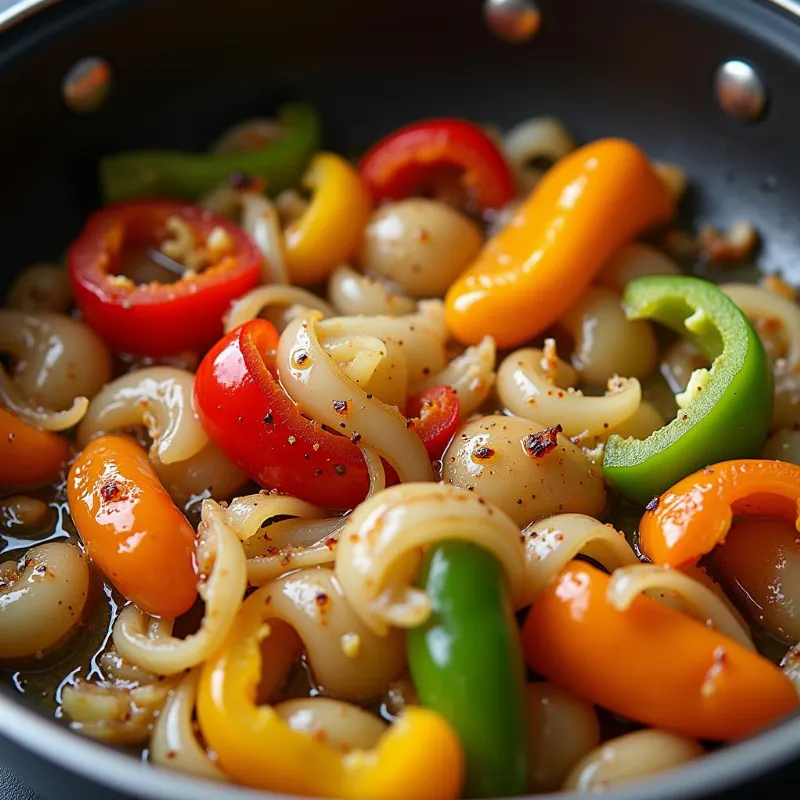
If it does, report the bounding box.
[100,103,321,202]
[604,277,772,504]
[285,152,372,286]
[359,119,514,212]
[522,562,797,741]
[198,587,464,798]
[444,139,674,348]
[67,435,197,618]
[0,409,72,489]
[406,386,460,461]
[194,319,377,509]
[639,459,800,567]
[408,542,528,798]
[68,200,262,357]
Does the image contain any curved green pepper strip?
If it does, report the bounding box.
[603,275,772,505]
[100,102,321,202]
[407,541,528,798]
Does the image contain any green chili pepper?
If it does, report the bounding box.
[407,541,528,798]
[100,102,321,202]
[603,275,772,505]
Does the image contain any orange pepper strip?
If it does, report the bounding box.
[444,139,674,348]
[67,435,197,618]
[522,561,797,741]
[198,587,464,799]
[0,408,72,488]
[639,459,800,568]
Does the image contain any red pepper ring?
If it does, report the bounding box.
[194,319,397,510]
[358,119,514,212]
[68,200,261,357]
[639,459,800,568]
[406,385,460,461]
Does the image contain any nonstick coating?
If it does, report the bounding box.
[2,0,800,798]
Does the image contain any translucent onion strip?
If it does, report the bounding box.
[225,285,334,333]
[0,371,87,431]
[722,283,800,368]
[253,566,406,700]
[62,675,182,745]
[77,367,207,465]
[522,514,638,606]
[336,483,524,635]
[216,491,341,585]
[0,310,111,413]
[315,301,448,382]
[278,313,433,483]
[411,336,496,419]
[246,517,344,584]
[0,543,90,659]
[605,564,755,650]
[328,265,416,317]
[497,346,641,437]
[113,500,247,675]
[360,444,386,499]
[241,191,288,284]
[597,243,681,294]
[150,669,228,781]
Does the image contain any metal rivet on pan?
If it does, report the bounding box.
[714,59,767,122]
[62,56,112,113]
[483,0,541,42]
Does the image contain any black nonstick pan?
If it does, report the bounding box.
[2,0,800,798]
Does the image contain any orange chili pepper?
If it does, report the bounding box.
[0,408,72,489]
[67,435,197,618]
[522,561,797,741]
[639,459,800,568]
[444,139,674,348]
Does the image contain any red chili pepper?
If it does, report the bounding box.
[359,119,514,212]
[68,200,261,357]
[406,385,460,461]
[194,319,390,509]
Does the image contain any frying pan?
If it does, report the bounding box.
[1,0,800,797]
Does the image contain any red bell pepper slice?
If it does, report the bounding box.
[194,319,385,509]
[406,385,460,461]
[358,119,514,212]
[68,200,261,357]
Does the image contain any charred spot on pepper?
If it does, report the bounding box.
[100,480,123,502]
[522,425,563,459]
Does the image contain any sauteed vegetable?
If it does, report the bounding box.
[3,107,800,799]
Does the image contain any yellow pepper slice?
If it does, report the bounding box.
[285,152,372,286]
[444,139,675,348]
[197,587,464,799]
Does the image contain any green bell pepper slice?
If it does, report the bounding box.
[407,541,528,798]
[603,275,773,505]
[100,102,321,202]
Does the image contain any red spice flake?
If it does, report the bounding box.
[645,495,660,512]
[332,399,349,415]
[472,445,495,461]
[416,227,430,243]
[101,481,122,502]
[522,425,563,459]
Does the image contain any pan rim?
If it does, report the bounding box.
[2,0,800,798]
